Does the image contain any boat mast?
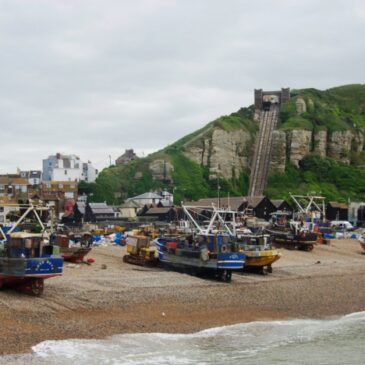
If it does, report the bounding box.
[6,203,48,235]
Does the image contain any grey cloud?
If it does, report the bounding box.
[0,0,364,172]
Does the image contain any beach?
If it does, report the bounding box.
[0,239,364,356]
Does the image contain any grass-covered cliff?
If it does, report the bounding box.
[280,84,365,133]
[80,84,365,205]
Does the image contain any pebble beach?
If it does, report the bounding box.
[0,239,364,357]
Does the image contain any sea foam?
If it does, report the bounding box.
[1,312,364,365]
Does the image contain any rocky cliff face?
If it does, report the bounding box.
[270,130,287,173]
[327,130,364,163]
[182,126,364,178]
[149,159,174,182]
[183,128,253,179]
[270,128,364,171]
[313,130,327,157]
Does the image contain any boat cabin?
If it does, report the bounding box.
[1,232,62,278]
[6,232,59,259]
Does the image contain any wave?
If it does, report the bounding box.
[2,312,365,365]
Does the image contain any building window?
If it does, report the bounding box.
[59,184,63,189]
[65,170,67,175]
[0,207,4,212]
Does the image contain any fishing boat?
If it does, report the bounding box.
[0,232,63,295]
[199,209,281,274]
[358,234,365,253]
[154,206,245,282]
[235,231,281,274]
[0,202,64,295]
[266,211,318,251]
[53,232,92,263]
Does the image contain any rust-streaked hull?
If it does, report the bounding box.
[360,241,365,252]
[61,247,91,263]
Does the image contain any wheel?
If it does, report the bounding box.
[123,255,128,263]
[267,265,273,274]
[30,279,44,296]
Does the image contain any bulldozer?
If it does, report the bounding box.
[122,235,157,267]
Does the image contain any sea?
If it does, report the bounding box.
[1,312,364,365]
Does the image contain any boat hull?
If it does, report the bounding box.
[266,228,317,251]
[60,247,91,262]
[360,241,365,252]
[155,237,245,281]
[244,251,281,267]
[0,256,63,295]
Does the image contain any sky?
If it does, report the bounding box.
[0,0,364,173]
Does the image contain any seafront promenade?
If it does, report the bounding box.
[0,239,364,355]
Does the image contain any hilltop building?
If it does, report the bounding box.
[42,153,98,182]
[115,149,138,165]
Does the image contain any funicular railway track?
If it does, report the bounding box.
[248,105,279,196]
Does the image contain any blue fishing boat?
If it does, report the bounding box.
[154,206,245,282]
[0,232,63,295]
[0,203,63,295]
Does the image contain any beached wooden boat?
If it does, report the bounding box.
[0,232,63,295]
[267,211,317,251]
[236,233,281,274]
[54,233,92,263]
[358,234,365,253]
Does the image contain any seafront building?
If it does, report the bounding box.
[19,170,42,185]
[42,153,98,183]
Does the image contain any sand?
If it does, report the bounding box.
[0,239,364,356]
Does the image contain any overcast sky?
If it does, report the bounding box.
[0,0,364,173]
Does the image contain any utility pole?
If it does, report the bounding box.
[217,165,221,209]
[109,155,112,167]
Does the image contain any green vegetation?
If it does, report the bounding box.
[265,155,365,202]
[79,84,365,205]
[280,84,365,134]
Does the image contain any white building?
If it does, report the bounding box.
[126,192,163,206]
[42,153,98,182]
[161,190,174,206]
[125,191,174,207]
[82,161,98,182]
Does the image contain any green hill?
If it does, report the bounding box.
[80,84,365,205]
